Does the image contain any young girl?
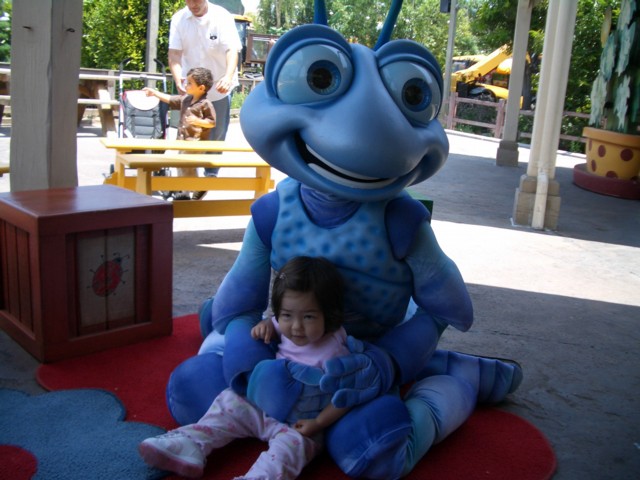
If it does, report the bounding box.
[139,256,350,479]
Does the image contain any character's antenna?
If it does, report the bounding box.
[375,0,403,50]
[314,0,328,25]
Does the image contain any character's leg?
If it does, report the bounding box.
[400,374,475,475]
[325,394,412,480]
[325,375,477,480]
[166,352,228,425]
[419,350,523,403]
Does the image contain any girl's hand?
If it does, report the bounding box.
[294,418,321,437]
[251,320,274,344]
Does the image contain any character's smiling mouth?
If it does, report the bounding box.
[295,135,395,189]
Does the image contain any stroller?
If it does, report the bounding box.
[116,58,174,199]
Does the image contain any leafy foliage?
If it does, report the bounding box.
[253,0,476,68]
[589,0,639,134]
[81,0,183,71]
[569,0,619,116]
[0,0,11,62]
[256,0,314,34]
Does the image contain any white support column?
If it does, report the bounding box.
[496,0,534,166]
[442,0,458,118]
[512,0,578,230]
[146,0,160,86]
[9,0,82,192]
[527,0,560,178]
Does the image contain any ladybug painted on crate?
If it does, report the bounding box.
[90,253,129,297]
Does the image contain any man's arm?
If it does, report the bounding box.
[169,48,186,94]
[215,49,239,94]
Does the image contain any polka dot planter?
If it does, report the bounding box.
[583,127,640,180]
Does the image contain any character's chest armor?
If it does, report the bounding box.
[270,180,412,335]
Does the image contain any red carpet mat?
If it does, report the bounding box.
[37,315,556,479]
[0,445,38,480]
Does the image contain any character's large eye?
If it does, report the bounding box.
[275,44,353,105]
[380,61,441,125]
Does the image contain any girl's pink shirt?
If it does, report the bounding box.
[272,317,349,369]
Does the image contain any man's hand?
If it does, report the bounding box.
[215,75,233,94]
[320,337,395,408]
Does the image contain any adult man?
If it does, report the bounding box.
[169,0,242,189]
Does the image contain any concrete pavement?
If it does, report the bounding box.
[0,120,639,479]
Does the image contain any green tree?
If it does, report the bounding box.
[82,0,183,71]
[395,0,477,68]
[256,0,314,34]
[327,0,391,48]
[0,0,11,62]
[468,0,546,52]
[254,0,477,67]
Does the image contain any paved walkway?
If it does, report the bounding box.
[0,121,639,478]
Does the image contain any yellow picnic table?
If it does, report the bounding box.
[101,138,274,218]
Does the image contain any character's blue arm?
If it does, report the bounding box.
[209,194,278,394]
[323,196,473,405]
[377,203,473,385]
[405,220,473,332]
[210,208,274,334]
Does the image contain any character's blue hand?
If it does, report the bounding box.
[247,359,301,422]
[320,336,395,408]
[286,362,332,422]
[247,359,331,423]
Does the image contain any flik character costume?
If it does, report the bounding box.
[166,1,523,478]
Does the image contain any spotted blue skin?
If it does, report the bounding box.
[166,18,522,480]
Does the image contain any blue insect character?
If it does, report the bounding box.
[167,1,522,477]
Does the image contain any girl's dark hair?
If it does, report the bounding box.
[271,256,344,334]
[186,67,214,93]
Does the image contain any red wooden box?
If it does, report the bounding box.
[0,185,173,362]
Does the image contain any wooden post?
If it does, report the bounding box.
[9,0,83,192]
[494,99,506,138]
[446,92,457,130]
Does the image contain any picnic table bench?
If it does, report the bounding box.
[101,138,274,218]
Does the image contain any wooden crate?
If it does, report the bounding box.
[0,185,173,362]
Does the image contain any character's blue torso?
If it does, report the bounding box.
[270,178,413,339]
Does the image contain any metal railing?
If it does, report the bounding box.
[0,63,173,107]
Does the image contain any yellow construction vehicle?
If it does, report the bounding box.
[451,45,519,102]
